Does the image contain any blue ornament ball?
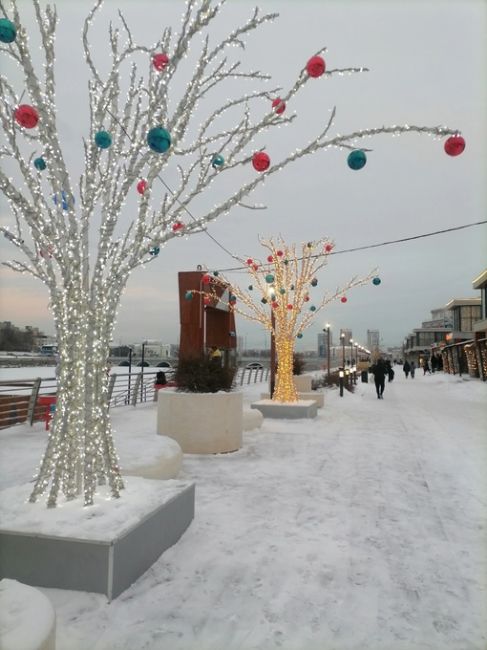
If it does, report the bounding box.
[372,276,381,286]
[53,191,74,211]
[211,154,224,169]
[347,150,367,170]
[147,127,171,153]
[149,246,160,256]
[95,130,112,149]
[34,157,46,171]
[297,333,303,339]
[0,18,16,43]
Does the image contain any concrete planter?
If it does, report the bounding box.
[293,374,313,392]
[157,391,243,454]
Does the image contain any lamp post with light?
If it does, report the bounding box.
[341,332,345,368]
[324,323,331,379]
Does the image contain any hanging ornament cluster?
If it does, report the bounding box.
[14,104,39,129]
[152,53,169,71]
[147,127,171,153]
[271,98,286,115]
[372,277,381,286]
[252,151,270,172]
[347,150,367,170]
[149,246,160,256]
[211,154,224,169]
[444,135,465,157]
[95,130,112,149]
[0,18,17,43]
[136,179,148,195]
[306,55,326,78]
[34,157,46,171]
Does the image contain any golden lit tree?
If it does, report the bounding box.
[197,236,377,402]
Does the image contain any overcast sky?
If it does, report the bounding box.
[1,0,486,350]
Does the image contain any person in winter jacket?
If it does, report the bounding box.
[403,360,411,378]
[370,358,388,399]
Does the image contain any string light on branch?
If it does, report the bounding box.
[0,18,17,43]
[14,104,39,129]
[444,135,466,156]
[252,151,270,171]
[306,55,326,78]
[147,126,171,153]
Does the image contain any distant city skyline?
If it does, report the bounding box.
[1,0,486,350]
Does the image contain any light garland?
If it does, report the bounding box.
[0,0,463,506]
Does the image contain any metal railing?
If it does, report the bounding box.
[0,365,269,430]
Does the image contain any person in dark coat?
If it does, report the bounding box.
[385,360,395,382]
[370,358,387,399]
[403,360,411,378]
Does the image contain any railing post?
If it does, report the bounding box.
[27,378,42,426]
[131,374,142,406]
[107,374,117,404]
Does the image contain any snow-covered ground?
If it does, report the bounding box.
[1,370,486,650]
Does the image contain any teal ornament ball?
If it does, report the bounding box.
[248,285,253,291]
[279,288,286,295]
[0,18,16,43]
[213,270,219,277]
[297,333,303,339]
[265,274,274,283]
[310,305,316,311]
[184,291,193,300]
[147,127,171,153]
[372,277,381,286]
[310,278,318,287]
[95,130,112,149]
[149,246,160,256]
[211,154,224,169]
[347,150,367,170]
[34,157,46,171]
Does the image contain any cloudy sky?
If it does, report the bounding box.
[1,0,486,350]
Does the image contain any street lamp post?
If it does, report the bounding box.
[339,367,344,397]
[340,332,345,368]
[349,338,354,367]
[324,323,331,379]
[141,341,147,401]
[127,346,133,404]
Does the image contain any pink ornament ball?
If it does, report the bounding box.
[136,179,148,194]
[306,55,326,78]
[152,53,169,71]
[14,104,39,129]
[271,97,286,114]
[444,135,465,157]
[252,151,270,172]
[340,296,348,303]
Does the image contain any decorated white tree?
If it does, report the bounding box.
[194,237,378,402]
[0,0,464,506]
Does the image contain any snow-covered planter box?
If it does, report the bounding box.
[0,579,56,650]
[157,391,243,454]
[260,391,324,408]
[251,399,317,419]
[0,478,194,601]
[293,374,313,392]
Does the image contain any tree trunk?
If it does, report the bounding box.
[273,338,299,403]
[29,296,124,507]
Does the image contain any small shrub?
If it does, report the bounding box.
[322,371,355,393]
[292,353,306,376]
[175,355,237,393]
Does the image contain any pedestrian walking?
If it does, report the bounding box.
[403,360,411,378]
[423,359,431,375]
[410,361,416,378]
[370,357,387,399]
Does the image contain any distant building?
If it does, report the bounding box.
[367,329,380,351]
[472,270,487,340]
[444,298,481,342]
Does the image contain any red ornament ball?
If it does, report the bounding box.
[252,151,270,172]
[340,296,348,303]
[136,179,148,195]
[246,258,253,266]
[271,301,279,309]
[287,304,293,310]
[324,243,333,253]
[306,55,326,78]
[304,295,310,302]
[444,135,465,157]
[276,250,284,257]
[267,255,274,263]
[252,264,259,271]
[203,296,212,306]
[202,274,211,284]
[152,53,169,71]
[271,97,286,114]
[172,221,184,232]
[14,104,39,129]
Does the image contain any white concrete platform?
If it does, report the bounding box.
[261,391,324,408]
[0,579,56,650]
[250,399,318,419]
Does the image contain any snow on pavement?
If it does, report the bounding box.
[0,369,486,649]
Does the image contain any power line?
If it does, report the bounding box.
[213,219,487,273]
